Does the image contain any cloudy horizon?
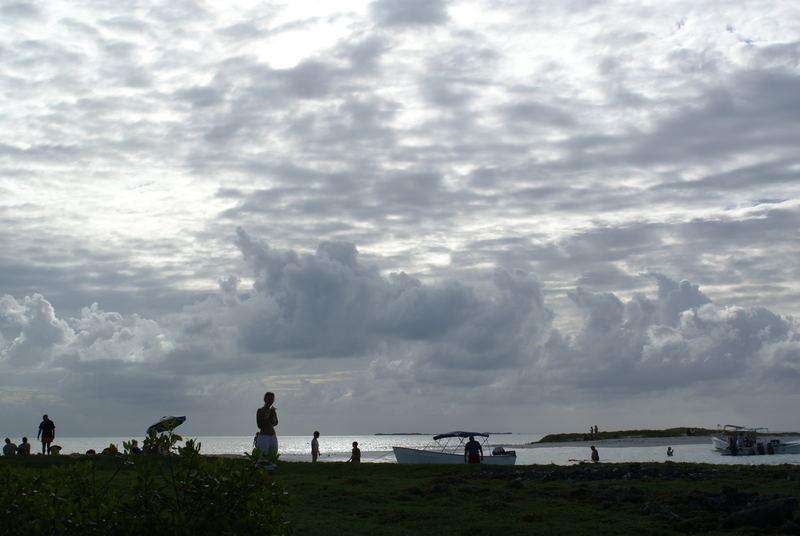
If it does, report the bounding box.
[2,0,799,438]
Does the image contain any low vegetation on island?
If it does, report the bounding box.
[536,427,719,443]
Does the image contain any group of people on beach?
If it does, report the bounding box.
[3,415,57,457]
[256,391,363,463]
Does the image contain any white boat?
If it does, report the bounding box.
[393,431,516,465]
[711,425,800,455]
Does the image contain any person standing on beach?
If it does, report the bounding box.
[37,414,56,455]
[3,438,16,456]
[311,431,320,462]
[255,392,279,457]
[464,436,483,464]
[348,441,361,463]
[590,445,599,463]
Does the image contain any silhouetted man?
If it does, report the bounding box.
[464,436,483,464]
[37,414,56,455]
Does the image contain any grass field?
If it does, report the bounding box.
[3,455,799,535]
[276,461,800,535]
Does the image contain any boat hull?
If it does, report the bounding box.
[393,446,516,465]
[712,436,800,455]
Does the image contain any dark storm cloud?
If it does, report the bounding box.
[2,235,800,434]
[230,229,536,361]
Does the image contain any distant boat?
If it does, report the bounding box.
[711,425,800,455]
[393,431,516,465]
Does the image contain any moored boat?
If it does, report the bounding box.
[393,431,516,465]
[711,425,800,455]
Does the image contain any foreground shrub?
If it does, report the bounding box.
[0,441,288,536]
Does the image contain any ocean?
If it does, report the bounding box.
[41,434,800,465]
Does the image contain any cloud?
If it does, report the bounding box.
[1,233,799,435]
[1,2,41,20]
[2,0,800,434]
[371,0,450,27]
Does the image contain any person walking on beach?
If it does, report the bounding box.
[311,431,320,462]
[3,438,16,456]
[37,414,56,455]
[464,436,483,464]
[17,437,31,455]
[255,392,279,457]
[348,441,361,463]
[590,445,599,463]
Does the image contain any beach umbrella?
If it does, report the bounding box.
[147,415,186,435]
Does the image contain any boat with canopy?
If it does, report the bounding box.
[393,431,516,465]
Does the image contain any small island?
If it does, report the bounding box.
[534,427,716,444]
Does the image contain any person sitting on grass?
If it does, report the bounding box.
[464,436,483,464]
[348,441,361,463]
[3,437,16,456]
[17,437,31,455]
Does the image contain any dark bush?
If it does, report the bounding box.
[0,438,288,535]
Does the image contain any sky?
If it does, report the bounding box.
[2,0,800,439]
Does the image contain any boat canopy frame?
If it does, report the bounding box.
[425,431,492,454]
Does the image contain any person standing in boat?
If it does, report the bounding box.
[255,391,279,457]
[464,436,483,464]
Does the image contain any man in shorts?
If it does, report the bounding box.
[37,414,56,455]
[255,392,278,458]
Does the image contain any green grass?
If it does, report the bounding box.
[3,456,799,535]
[275,461,800,535]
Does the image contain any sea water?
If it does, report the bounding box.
[41,434,800,465]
